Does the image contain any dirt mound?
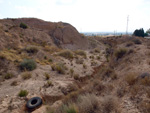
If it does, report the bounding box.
[0,18,88,50]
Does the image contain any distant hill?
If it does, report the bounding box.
[0,18,88,50]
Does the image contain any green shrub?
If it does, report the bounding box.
[4,73,14,79]
[58,50,74,59]
[20,23,28,29]
[18,90,28,97]
[115,48,127,59]
[21,72,32,80]
[20,59,37,71]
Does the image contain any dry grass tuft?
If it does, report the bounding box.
[58,50,74,59]
[125,72,137,85]
[77,93,99,113]
[21,72,32,80]
[51,63,67,74]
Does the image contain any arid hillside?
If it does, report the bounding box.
[0,18,88,50]
[1,18,150,113]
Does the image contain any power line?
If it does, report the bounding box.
[126,15,129,35]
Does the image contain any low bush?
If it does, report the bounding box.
[58,50,74,59]
[20,23,28,29]
[18,90,28,97]
[20,59,37,71]
[115,48,127,60]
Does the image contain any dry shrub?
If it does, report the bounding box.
[43,46,60,53]
[115,48,127,60]
[140,76,150,86]
[130,84,140,96]
[94,48,100,53]
[125,73,137,85]
[73,74,79,80]
[61,84,78,95]
[10,80,18,86]
[44,81,53,88]
[21,72,32,80]
[55,103,79,113]
[76,59,84,64]
[117,87,126,98]
[98,66,117,80]
[102,96,120,113]
[25,46,39,54]
[58,50,74,59]
[74,50,86,58]
[42,94,63,105]
[44,73,50,80]
[77,94,99,113]
[63,91,81,104]
[89,80,105,95]
[3,73,14,79]
[140,101,150,113]
[51,63,67,74]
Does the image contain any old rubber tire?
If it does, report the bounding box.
[26,97,42,110]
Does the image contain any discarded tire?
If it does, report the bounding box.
[26,97,42,110]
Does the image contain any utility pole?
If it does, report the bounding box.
[126,15,129,35]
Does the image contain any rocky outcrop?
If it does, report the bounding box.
[0,18,88,50]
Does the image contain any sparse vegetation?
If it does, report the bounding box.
[18,90,28,97]
[20,59,37,71]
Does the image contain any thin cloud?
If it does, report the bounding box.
[56,0,76,5]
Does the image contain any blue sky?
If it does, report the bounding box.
[0,0,150,32]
